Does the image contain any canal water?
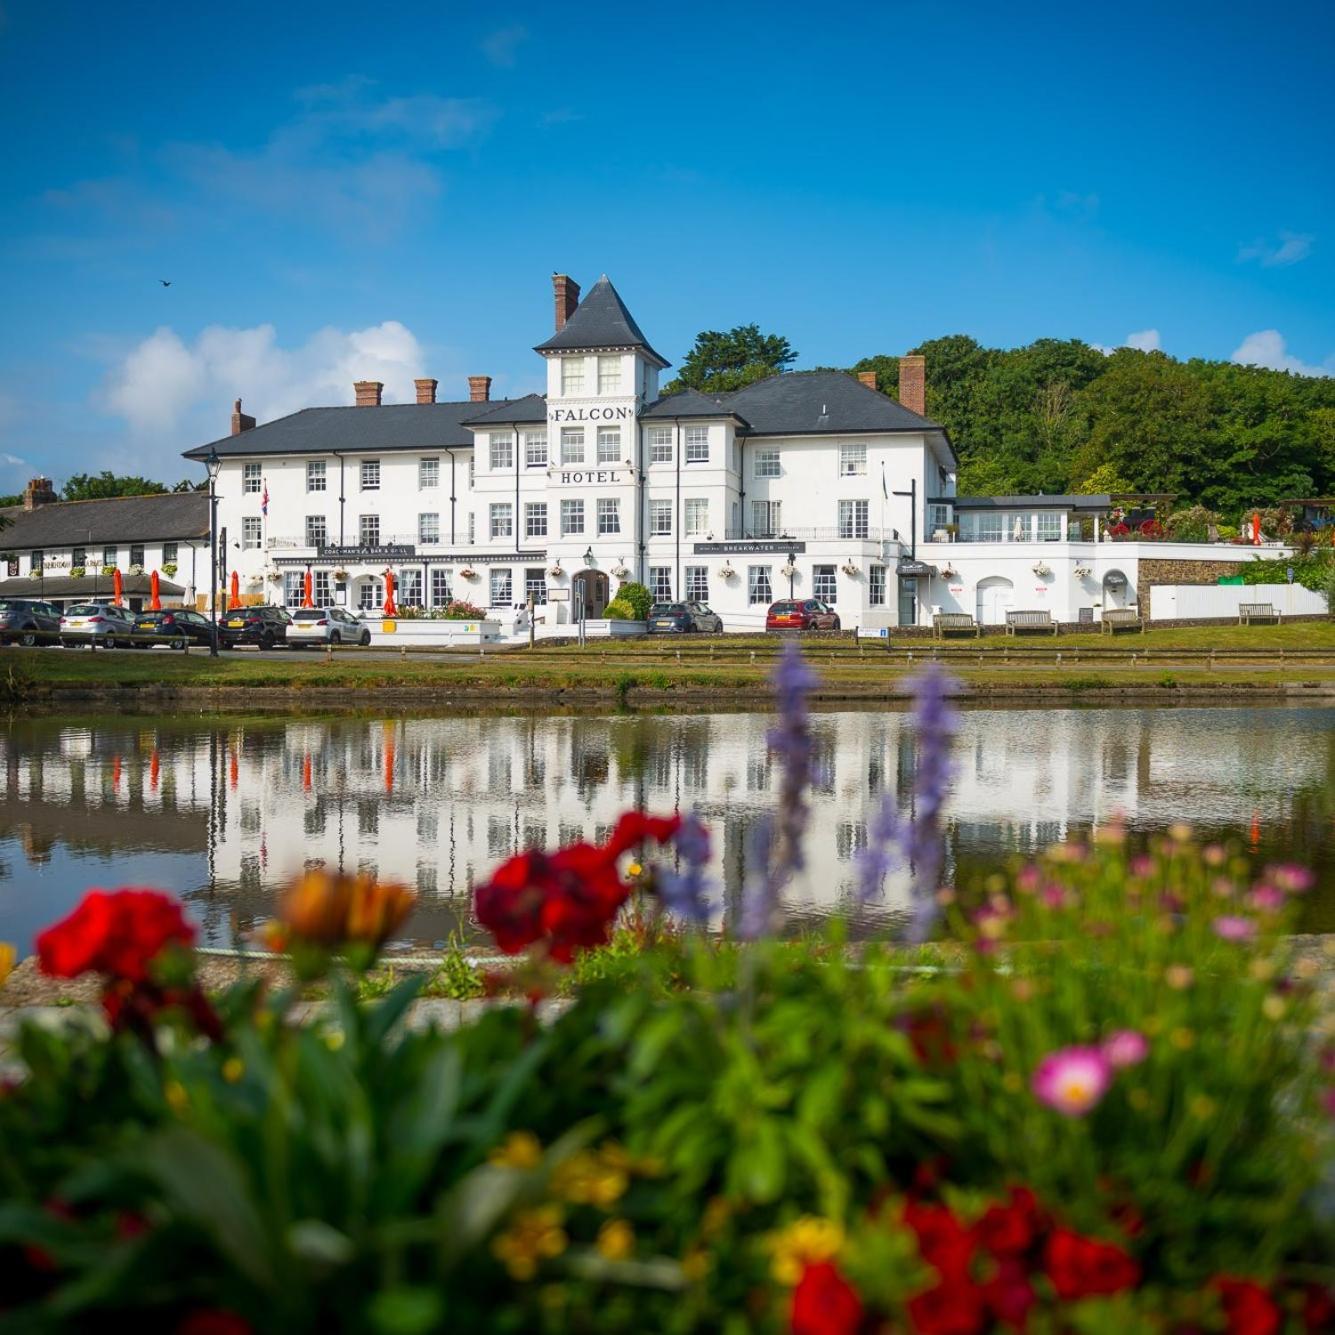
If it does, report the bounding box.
[2,704,1332,953]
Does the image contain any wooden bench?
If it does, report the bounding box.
[932,612,980,639]
[1005,609,1058,636]
[1238,602,1281,625]
[1101,608,1144,634]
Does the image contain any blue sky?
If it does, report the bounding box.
[0,0,1331,490]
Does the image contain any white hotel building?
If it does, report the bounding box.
[185,275,1252,630]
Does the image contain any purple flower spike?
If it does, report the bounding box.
[656,811,714,924]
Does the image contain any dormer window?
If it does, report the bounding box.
[597,355,621,394]
[562,357,585,396]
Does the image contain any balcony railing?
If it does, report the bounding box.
[717,526,895,544]
[266,535,470,551]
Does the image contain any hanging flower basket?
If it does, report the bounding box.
[1073,565,1091,579]
[941,565,958,579]
[1032,562,1052,577]
[129,564,145,576]
[161,563,178,577]
[780,562,797,579]
[840,561,860,577]
[333,569,349,581]
[460,567,478,580]
[548,564,564,578]
[611,563,630,579]
[718,563,737,580]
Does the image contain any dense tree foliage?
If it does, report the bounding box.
[61,471,170,501]
[666,324,797,394]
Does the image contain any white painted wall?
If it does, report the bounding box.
[1150,582,1327,620]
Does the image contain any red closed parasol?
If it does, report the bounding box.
[149,569,161,610]
[383,569,397,617]
[303,570,315,608]
[230,570,240,608]
[112,567,124,604]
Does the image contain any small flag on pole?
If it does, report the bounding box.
[881,462,888,499]
[261,480,269,517]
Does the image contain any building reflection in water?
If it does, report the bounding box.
[1,705,1332,948]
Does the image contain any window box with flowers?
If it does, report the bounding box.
[161,562,178,577]
[100,564,117,577]
[69,566,86,579]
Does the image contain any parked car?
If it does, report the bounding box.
[0,598,62,647]
[648,601,724,634]
[219,605,293,650]
[765,598,842,631]
[131,608,217,649]
[286,607,373,647]
[59,603,137,648]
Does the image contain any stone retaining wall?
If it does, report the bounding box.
[1136,556,1246,609]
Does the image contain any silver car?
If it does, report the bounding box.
[59,602,136,648]
[286,606,372,647]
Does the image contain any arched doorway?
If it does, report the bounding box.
[975,576,1014,626]
[354,576,384,612]
[574,569,610,620]
[1102,569,1131,610]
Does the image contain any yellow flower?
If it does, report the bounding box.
[1261,994,1286,1021]
[164,1080,188,1112]
[1190,1095,1217,1120]
[491,1205,567,1281]
[221,1057,245,1083]
[323,1028,345,1052]
[769,1216,844,1286]
[626,861,644,879]
[1171,1027,1195,1050]
[0,942,15,989]
[596,1218,635,1261]
[489,1131,543,1170]
[682,1248,712,1282]
[1165,965,1194,990]
[552,1151,628,1208]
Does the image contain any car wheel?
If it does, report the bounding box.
[832,618,841,630]
[171,637,186,651]
[330,631,341,646]
[259,632,274,651]
[19,630,36,648]
[360,632,371,647]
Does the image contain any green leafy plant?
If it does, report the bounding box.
[604,598,638,621]
[614,582,653,620]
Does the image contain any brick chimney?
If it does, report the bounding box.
[468,375,492,402]
[898,355,926,416]
[415,378,438,405]
[230,398,256,435]
[23,477,57,511]
[857,371,878,391]
[552,273,580,331]
[354,380,384,408]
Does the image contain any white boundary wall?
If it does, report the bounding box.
[1149,582,1327,620]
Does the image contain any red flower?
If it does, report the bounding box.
[790,1260,864,1335]
[905,1201,976,1279]
[980,1257,1035,1330]
[906,1280,986,1335]
[606,810,682,859]
[175,1312,253,1335]
[972,1186,1040,1258]
[1043,1228,1140,1301]
[1303,1284,1335,1332]
[37,889,193,983]
[101,978,224,1042]
[1212,1277,1281,1335]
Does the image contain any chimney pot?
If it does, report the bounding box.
[23,476,57,511]
[468,375,492,402]
[898,355,926,416]
[857,371,878,391]
[414,378,438,405]
[230,397,256,435]
[353,380,384,408]
[552,273,580,331]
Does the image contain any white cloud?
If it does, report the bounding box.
[481,25,527,67]
[1230,329,1334,377]
[1124,329,1161,352]
[1237,230,1314,267]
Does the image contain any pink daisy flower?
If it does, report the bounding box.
[1211,915,1257,943]
[1032,1046,1113,1116]
[1102,1030,1149,1069]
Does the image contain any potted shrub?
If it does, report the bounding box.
[614,581,652,620]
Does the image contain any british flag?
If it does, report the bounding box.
[261,480,269,517]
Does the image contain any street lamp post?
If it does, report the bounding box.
[206,447,222,657]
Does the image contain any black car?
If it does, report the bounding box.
[0,598,62,647]
[219,605,293,649]
[648,601,724,634]
[131,608,217,649]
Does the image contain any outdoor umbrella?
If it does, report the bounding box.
[303,570,315,608]
[230,570,240,608]
[112,567,124,604]
[149,569,161,610]
[1251,511,1261,545]
[383,570,397,617]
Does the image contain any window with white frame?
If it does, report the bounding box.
[401,570,423,607]
[597,356,621,394]
[748,565,773,605]
[648,427,673,463]
[597,498,620,535]
[869,564,886,606]
[419,457,439,489]
[685,566,709,601]
[305,515,327,547]
[524,432,548,467]
[163,542,178,565]
[597,427,620,464]
[284,571,303,606]
[649,499,672,535]
[102,545,117,566]
[243,462,262,493]
[360,459,380,491]
[839,444,867,476]
[752,499,781,538]
[684,498,709,536]
[813,565,837,604]
[306,460,327,492]
[838,499,869,539]
[560,428,585,464]
[561,499,584,535]
[358,579,383,610]
[129,543,145,568]
[755,448,780,478]
[525,569,547,605]
[1036,511,1062,541]
[418,513,440,544]
[561,358,585,396]
[490,503,513,539]
[525,502,548,539]
[359,514,380,545]
[468,512,475,543]
[241,517,262,549]
[489,568,512,606]
[975,512,1004,541]
[926,503,951,534]
[648,567,672,601]
[315,571,332,605]
[468,457,475,488]
[685,426,709,463]
[489,434,513,470]
[430,568,453,607]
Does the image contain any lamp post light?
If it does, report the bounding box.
[786,547,797,597]
[205,447,222,657]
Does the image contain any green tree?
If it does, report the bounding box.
[1073,462,1135,496]
[61,472,169,501]
[666,325,796,394]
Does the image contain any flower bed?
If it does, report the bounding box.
[0,650,1331,1332]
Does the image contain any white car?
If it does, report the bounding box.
[286,606,372,647]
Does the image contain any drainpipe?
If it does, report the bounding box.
[637,419,647,585]
[334,453,346,545]
[737,431,746,538]
[514,427,521,556]
[449,451,457,545]
[674,418,682,598]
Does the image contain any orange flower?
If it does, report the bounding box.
[274,871,416,968]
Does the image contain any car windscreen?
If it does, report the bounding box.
[293,610,326,621]
[770,601,800,613]
[0,601,28,611]
[656,604,688,615]
[64,604,107,616]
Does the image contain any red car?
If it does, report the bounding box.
[766,599,842,631]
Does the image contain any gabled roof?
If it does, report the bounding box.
[533,276,670,367]
[0,492,209,548]
[718,370,942,438]
[641,388,749,422]
[462,393,548,426]
[183,401,522,460]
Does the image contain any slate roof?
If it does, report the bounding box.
[640,388,748,421]
[533,276,670,367]
[0,574,187,600]
[462,393,548,426]
[719,371,942,437]
[0,492,209,549]
[937,494,1112,511]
